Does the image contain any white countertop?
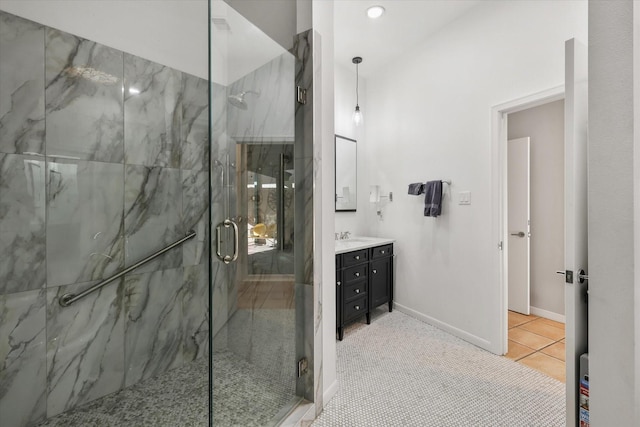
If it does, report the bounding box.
[334,236,395,255]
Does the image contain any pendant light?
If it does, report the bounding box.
[352,56,363,126]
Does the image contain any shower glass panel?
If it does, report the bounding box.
[210,1,303,425]
[0,4,210,427]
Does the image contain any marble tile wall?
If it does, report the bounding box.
[0,12,45,155]
[288,29,317,407]
[0,10,210,427]
[210,81,229,343]
[227,52,295,142]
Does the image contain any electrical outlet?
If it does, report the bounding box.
[458,191,471,205]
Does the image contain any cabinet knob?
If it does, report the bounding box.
[355,289,360,294]
[381,250,385,254]
[337,281,341,286]
[373,269,377,274]
[355,305,360,310]
[355,255,360,260]
[355,272,360,277]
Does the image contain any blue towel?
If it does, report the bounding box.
[424,180,442,217]
[408,183,425,195]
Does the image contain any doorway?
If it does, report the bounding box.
[507,100,566,321]
[504,98,567,381]
[493,88,566,361]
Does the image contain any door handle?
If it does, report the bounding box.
[557,270,587,283]
[215,223,225,262]
[216,219,239,264]
[225,218,239,263]
[510,231,525,237]
[578,269,588,283]
[556,270,574,283]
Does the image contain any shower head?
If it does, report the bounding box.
[228,93,248,110]
[227,90,260,110]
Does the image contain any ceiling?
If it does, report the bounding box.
[334,0,482,78]
[211,1,287,85]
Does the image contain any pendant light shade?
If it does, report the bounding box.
[353,105,363,126]
[352,56,363,126]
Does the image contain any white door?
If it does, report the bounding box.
[507,137,531,315]
[564,38,589,427]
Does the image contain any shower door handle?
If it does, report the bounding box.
[215,219,239,264]
[227,219,239,263]
[215,222,226,262]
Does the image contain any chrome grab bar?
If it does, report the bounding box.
[58,230,197,307]
[215,219,239,264]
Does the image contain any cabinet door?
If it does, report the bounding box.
[336,260,342,330]
[370,256,391,308]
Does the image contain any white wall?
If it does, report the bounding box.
[0,0,208,79]
[334,63,372,236]
[362,1,587,353]
[508,100,565,317]
[588,1,637,424]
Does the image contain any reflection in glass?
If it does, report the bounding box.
[335,135,357,211]
[244,143,294,275]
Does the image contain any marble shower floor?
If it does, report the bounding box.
[36,350,298,427]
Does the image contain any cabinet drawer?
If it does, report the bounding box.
[344,281,366,301]
[343,263,367,285]
[342,249,368,267]
[344,295,368,321]
[371,244,393,259]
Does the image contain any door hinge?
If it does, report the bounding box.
[297,86,307,105]
[297,357,308,377]
[498,241,503,250]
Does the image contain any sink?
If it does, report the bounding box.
[336,237,373,243]
[334,236,395,254]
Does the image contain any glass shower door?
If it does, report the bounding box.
[209,1,304,425]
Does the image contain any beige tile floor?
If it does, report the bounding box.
[505,311,566,383]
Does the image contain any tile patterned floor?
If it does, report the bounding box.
[313,308,565,426]
[505,311,566,383]
[36,351,298,427]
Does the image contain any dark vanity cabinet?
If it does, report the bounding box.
[336,243,394,340]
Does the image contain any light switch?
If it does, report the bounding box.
[459,191,471,205]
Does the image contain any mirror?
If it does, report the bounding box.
[335,135,357,211]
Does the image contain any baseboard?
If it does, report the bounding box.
[530,306,565,323]
[322,380,339,406]
[394,302,495,353]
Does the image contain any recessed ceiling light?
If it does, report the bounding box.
[367,5,385,19]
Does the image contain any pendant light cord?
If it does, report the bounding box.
[355,62,359,106]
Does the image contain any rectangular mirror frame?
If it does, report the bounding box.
[335,134,357,212]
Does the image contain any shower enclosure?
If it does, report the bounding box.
[0,1,314,426]
[209,0,315,424]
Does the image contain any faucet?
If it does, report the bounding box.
[340,231,351,240]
